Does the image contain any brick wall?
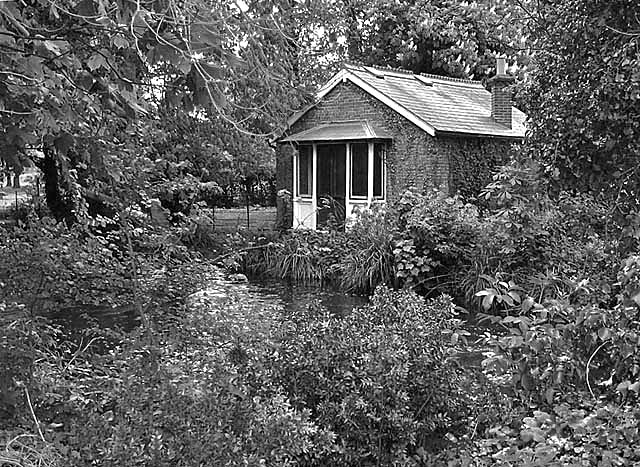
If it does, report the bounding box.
[489,76,515,128]
[277,81,517,226]
[276,143,294,194]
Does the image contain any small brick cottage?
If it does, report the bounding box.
[276,59,526,229]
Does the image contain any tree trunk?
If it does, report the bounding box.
[36,146,76,224]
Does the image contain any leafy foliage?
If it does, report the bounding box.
[521,0,640,213]
[271,287,470,465]
[442,402,640,466]
[0,0,318,222]
[322,0,528,79]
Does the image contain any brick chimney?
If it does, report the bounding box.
[488,57,514,128]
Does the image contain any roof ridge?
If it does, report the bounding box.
[418,72,480,85]
[318,119,366,124]
[365,64,414,76]
[344,61,481,85]
[344,61,414,76]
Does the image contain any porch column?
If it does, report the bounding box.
[311,143,318,229]
[345,143,351,218]
[292,147,298,198]
[367,142,374,205]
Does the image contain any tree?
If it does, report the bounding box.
[322,0,528,79]
[0,0,315,221]
[519,0,640,217]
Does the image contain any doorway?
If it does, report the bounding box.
[316,144,346,227]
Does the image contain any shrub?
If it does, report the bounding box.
[481,290,640,407]
[340,205,396,294]
[243,229,350,285]
[440,402,640,466]
[394,189,491,303]
[270,287,470,466]
[2,284,337,467]
[65,353,333,467]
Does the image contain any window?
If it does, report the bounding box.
[350,142,368,198]
[297,145,312,196]
[373,143,385,199]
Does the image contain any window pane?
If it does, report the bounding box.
[373,143,385,198]
[298,145,312,196]
[351,143,368,197]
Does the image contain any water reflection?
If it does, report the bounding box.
[47,303,141,333]
[190,275,369,318]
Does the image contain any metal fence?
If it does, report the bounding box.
[212,207,277,232]
[0,190,30,221]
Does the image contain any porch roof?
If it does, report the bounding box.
[280,120,391,142]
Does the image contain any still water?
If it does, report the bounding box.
[46,269,489,369]
[47,272,369,332]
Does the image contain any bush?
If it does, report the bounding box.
[481,260,640,406]
[340,205,396,293]
[2,283,337,467]
[395,189,486,300]
[244,228,350,285]
[270,287,470,466]
[64,351,333,466]
[441,402,640,466]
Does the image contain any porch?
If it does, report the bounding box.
[280,121,390,229]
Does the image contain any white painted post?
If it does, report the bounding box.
[367,142,374,206]
[292,147,298,199]
[291,147,298,227]
[345,143,351,219]
[311,143,318,229]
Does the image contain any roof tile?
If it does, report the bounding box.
[338,64,526,138]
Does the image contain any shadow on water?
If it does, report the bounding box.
[47,304,141,333]
[238,278,369,316]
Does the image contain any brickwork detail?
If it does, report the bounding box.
[489,76,515,128]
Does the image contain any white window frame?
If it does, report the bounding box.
[373,142,386,201]
[349,142,369,200]
[296,145,313,198]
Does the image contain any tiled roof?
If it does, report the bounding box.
[280,120,392,142]
[291,63,526,139]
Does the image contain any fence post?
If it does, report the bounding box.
[245,186,250,230]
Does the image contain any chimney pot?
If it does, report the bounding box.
[496,57,506,75]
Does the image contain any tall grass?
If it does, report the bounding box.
[243,232,330,284]
[340,207,396,294]
[243,209,396,292]
[274,237,323,283]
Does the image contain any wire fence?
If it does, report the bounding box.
[0,190,31,222]
[211,207,277,232]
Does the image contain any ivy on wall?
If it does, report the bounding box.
[445,137,516,199]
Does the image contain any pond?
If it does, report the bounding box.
[47,269,369,333]
[46,267,493,370]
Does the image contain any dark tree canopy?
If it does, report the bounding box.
[322,0,527,79]
[520,0,640,212]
